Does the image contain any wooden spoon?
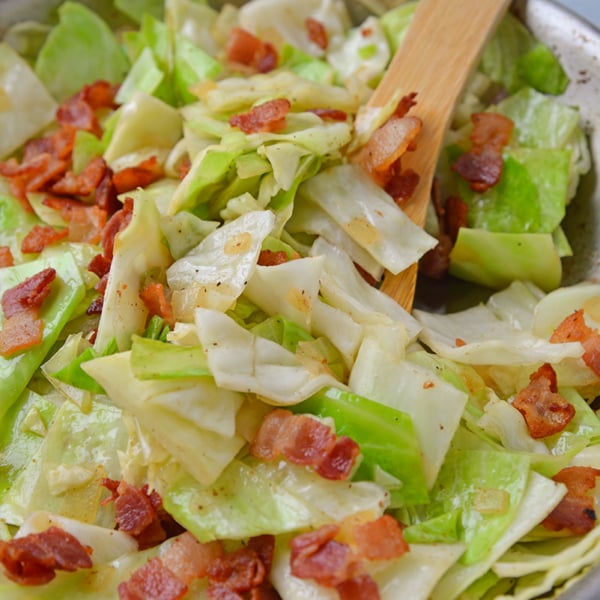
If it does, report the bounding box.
[367,0,511,311]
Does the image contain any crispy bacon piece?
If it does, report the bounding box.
[512,363,575,439]
[0,246,14,267]
[550,309,600,377]
[0,526,92,586]
[308,108,348,121]
[88,253,112,279]
[451,112,514,192]
[0,308,44,358]
[78,80,119,111]
[315,436,361,480]
[2,267,56,319]
[50,156,107,197]
[21,224,69,254]
[95,166,121,215]
[229,99,291,134]
[290,525,358,588]
[543,466,600,535]
[118,557,188,600]
[140,282,175,328]
[395,92,418,118]
[352,515,408,561]
[419,234,453,280]
[306,17,328,50]
[101,197,134,261]
[385,167,420,207]
[101,479,183,550]
[226,27,278,73]
[250,409,360,480]
[444,195,469,243]
[207,535,278,599]
[162,533,224,584]
[337,573,380,600]
[23,125,76,162]
[257,249,289,266]
[113,156,164,195]
[361,116,422,180]
[56,96,101,137]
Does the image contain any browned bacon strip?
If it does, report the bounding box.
[0,246,14,267]
[50,156,107,197]
[512,363,575,439]
[250,409,360,480]
[305,17,328,50]
[308,108,348,122]
[225,27,278,74]
[21,225,68,254]
[0,308,44,358]
[352,515,409,561]
[118,557,187,600]
[2,267,56,319]
[451,112,513,192]
[139,282,175,328]
[290,524,357,588]
[0,526,92,586]
[543,466,600,535]
[229,99,291,134]
[336,573,380,600]
[113,156,164,195]
[551,309,600,377]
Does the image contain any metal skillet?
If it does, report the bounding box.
[0,0,599,597]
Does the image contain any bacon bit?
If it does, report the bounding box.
[162,533,224,584]
[21,225,68,254]
[250,409,360,480]
[140,282,175,328]
[95,166,121,215]
[88,254,112,279]
[550,309,600,377]
[24,126,76,162]
[2,267,56,319]
[543,466,600,535]
[0,308,44,358]
[385,167,420,207]
[229,99,291,135]
[56,96,102,137]
[308,108,348,121]
[315,436,361,481]
[337,573,380,600]
[50,156,107,197]
[102,197,134,261]
[290,524,357,587]
[512,363,575,439]
[305,17,328,50]
[0,526,92,586]
[0,246,14,267]
[362,116,422,180]
[207,535,277,599]
[101,479,183,550]
[86,295,104,315]
[353,515,408,561]
[118,557,188,600]
[444,195,469,243]
[452,112,514,192]
[226,27,278,74]
[455,338,467,347]
[418,233,453,280]
[257,249,289,267]
[78,80,119,111]
[113,156,165,195]
[395,92,418,118]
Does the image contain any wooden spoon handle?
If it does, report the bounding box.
[372,0,511,310]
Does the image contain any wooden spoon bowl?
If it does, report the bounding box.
[367,0,512,310]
